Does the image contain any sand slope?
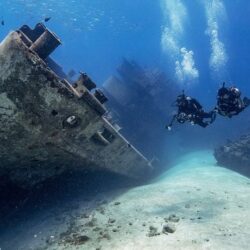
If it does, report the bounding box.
[1,151,250,250]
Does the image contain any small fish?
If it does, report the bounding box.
[44,17,51,22]
[1,20,4,26]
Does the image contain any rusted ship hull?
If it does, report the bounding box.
[0,24,152,188]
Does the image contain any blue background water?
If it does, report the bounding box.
[1,0,250,159]
[1,2,250,248]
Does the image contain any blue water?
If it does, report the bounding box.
[1,1,250,248]
[0,0,250,170]
[0,0,249,90]
[0,0,250,179]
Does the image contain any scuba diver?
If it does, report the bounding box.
[215,82,250,118]
[166,92,216,131]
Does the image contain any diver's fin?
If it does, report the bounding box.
[243,97,250,107]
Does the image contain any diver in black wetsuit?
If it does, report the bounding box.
[215,82,250,118]
[166,93,216,130]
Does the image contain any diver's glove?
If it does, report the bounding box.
[210,111,216,124]
[213,107,219,113]
[165,125,172,131]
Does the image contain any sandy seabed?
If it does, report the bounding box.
[1,150,250,250]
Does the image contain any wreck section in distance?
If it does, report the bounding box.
[214,134,250,177]
[102,59,180,166]
[0,23,153,189]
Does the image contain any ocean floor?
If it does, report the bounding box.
[1,150,250,250]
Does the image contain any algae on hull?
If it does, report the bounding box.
[0,23,152,189]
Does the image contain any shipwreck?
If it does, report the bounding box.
[102,59,179,165]
[0,23,153,189]
[214,134,250,177]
